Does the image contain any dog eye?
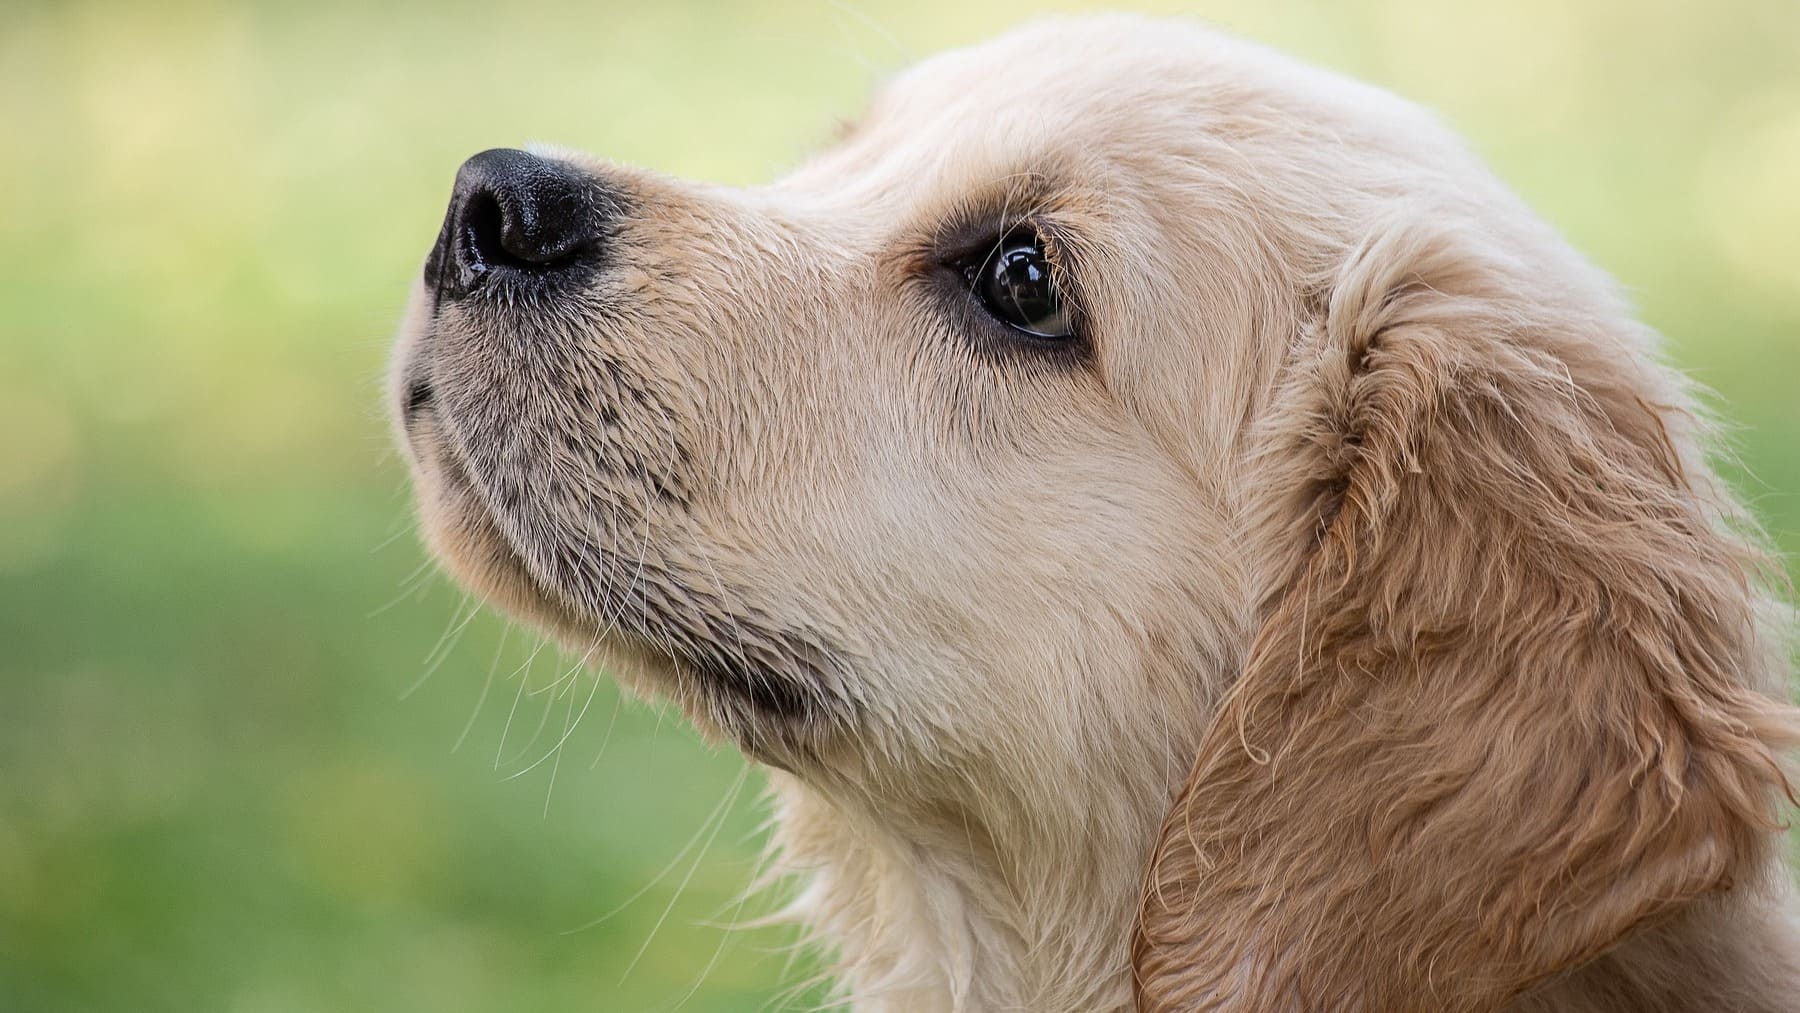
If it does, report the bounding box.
[966,233,1074,340]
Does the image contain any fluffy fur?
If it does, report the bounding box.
[390,15,1800,1011]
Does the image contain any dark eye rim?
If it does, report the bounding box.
[940,224,1088,350]
[957,231,1076,341]
[913,268,1091,374]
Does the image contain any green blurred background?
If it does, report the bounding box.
[2,0,1796,1009]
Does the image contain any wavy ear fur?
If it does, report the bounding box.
[1132,217,1799,1012]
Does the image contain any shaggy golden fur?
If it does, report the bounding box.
[391,15,1800,1011]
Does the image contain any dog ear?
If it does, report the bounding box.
[1131,218,1799,1012]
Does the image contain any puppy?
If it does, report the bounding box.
[390,15,1800,1012]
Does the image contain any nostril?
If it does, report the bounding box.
[429,148,611,299]
[453,173,589,279]
[458,189,511,276]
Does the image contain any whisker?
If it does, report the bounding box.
[366,555,440,619]
[502,640,606,782]
[561,766,750,935]
[542,667,582,818]
[452,623,512,753]
[587,689,625,770]
[494,638,547,769]
[367,509,421,555]
[619,765,749,984]
[826,0,908,61]
[669,865,755,1012]
[500,665,561,768]
[398,594,481,699]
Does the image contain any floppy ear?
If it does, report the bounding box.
[1132,219,1798,1012]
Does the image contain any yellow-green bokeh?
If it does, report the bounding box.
[2,1,1796,1010]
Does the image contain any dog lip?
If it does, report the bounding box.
[401,377,434,426]
[404,380,857,762]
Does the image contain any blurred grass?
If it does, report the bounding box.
[0,0,1796,1010]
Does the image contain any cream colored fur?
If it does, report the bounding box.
[392,16,1799,1011]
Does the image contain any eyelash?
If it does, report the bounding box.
[938,227,1084,338]
[917,271,1089,372]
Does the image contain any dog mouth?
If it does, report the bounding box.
[393,146,864,760]
[395,350,858,760]
[396,371,581,627]
[400,376,435,429]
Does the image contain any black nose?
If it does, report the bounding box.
[425,148,605,299]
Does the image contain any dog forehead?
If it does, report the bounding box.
[905,16,1230,98]
[769,15,1382,222]
[772,21,1170,194]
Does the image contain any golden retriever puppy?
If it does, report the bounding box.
[390,14,1800,1012]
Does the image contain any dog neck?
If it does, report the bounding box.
[764,712,1197,1013]
[769,775,1147,1011]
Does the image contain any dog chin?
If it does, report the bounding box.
[407,442,692,707]
[404,419,841,763]
[407,426,589,642]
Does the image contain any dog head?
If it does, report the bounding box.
[393,15,1795,1008]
